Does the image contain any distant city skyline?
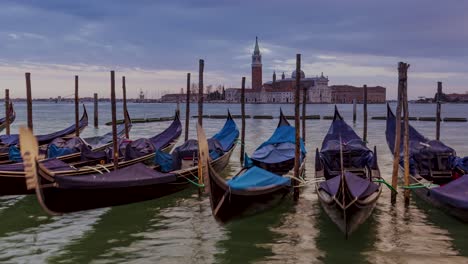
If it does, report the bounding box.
[1,0,467,99]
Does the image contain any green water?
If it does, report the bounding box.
[0,102,467,263]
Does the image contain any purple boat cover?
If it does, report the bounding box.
[149,115,182,150]
[82,123,129,148]
[319,172,379,199]
[55,163,176,189]
[0,158,74,172]
[0,105,88,147]
[430,175,468,209]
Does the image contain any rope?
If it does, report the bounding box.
[96,164,110,173]
[400,182,439,189]
[373,178,398,193]
[181,175,205,187]
[82,166,103,174]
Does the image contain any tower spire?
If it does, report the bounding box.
[254,36,260,55]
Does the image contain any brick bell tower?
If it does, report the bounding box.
[251,36,262,90]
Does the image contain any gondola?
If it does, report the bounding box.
[386,104,468,221]
[0,110,180,196]
[20,112,238,214]
[199,112,305,222]
[0,102,16,132]
[250,109,306,174]
[0,104,89,163]
[315,107,382,237]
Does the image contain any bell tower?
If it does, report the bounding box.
[251,36,262,90]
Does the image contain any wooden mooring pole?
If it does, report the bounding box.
[240,77,246,165]
[302,83,307,142]
[185,73,191,142]
[110,71,119,171]
[391,70,403,204]
[353,99,357,123]
[400,62,411,205]
[198,59,204,127]
[4,89,10,135]
[75,75,80,137]
[25,72,33,131]
[293,54,301,201]
[94,93,99,128]
[197,59,204,193]
[436,81,442,141]
[363,85,368,143]
[122,76,130,139]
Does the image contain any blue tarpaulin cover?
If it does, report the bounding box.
[47,144,76,159]
[154,149,173,172]
[8,146,22,162]
[430,176,468,209]
[227,166,290,190]
[212,117,239,152]
[251,125,306,164]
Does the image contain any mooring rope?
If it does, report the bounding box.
[400,182,439,189]
[82,166,103,174]
[373,178,398,193]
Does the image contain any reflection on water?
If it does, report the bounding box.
[0,102,467,263]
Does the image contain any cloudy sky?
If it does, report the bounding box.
[1,0,467,99]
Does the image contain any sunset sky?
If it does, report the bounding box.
[1,0,467,99]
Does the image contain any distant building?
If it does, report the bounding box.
[330,85,386,103]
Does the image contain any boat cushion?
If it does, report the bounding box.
[429,175,468,209]
[55,163,176,189]
[227,166,290,190]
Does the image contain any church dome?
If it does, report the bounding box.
[291,70,305,79]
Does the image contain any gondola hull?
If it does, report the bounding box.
[0,142,176,196]
[316,187,381,236]
[33,143,235,214]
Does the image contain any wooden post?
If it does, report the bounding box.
[198,59,204,127]
[391,71,403,204]
[75,75,79,137]
[436,81,442,141]
[240,77,246,165]
[93,93,99,128]
[302,81,307,142]
[185,73,191,142]
[4,89,10,135]
[25,72,33,131]
[400,62,411,205]
[197,59,204,193]
[363,85,368,143]
[353,99,357,123]
[110,71,119,171]
[122,76,129,139]
[293,54,301,201]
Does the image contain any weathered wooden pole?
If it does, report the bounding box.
[363,85,368,143]
[391,69,403,204]
[4,89,10,135]
[185,73,191,142]
[293,54,301,201]
[25,72,33,131]
[110,71,119,171]
[93,93,99,128]
[436,81,442,141]
[197,59,204,194]
[122,76,129,139]
[75,75,80,137]
[400,62,411,205]
[353,99,357,123]
[198,59,204,127]
[302,81,307,142]
[240,77,246,165]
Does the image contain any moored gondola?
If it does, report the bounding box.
[19,112,238,214]
[250,109,306,174]
[0,104,89,163]
[0,110,180,196]
[0,102,16,132]
[198,113,305,222]
[315,107,382,237]
[386,104,468,221]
